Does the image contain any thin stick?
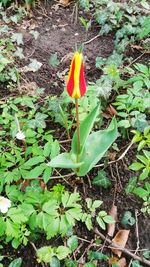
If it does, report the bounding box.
[83,34,100,45]
[128,210,140,267]
[95,141,133,168]
[94,229,150,266]
[75,98,80,163]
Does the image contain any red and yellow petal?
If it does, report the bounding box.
[67,52,86,98]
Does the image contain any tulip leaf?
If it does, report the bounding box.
[77,117,118,176]
[71,105,99,155]
[48,153,83,169]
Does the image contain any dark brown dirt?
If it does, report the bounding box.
[19,1,114,94]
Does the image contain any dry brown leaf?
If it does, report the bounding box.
[112,229,130,257]
[107,204,118,237]
[117,258,126,267]
[109,257,126,267]
[107,104,118,116]
[59,0,71,6]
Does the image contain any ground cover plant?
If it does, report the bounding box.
[0,0,150,267]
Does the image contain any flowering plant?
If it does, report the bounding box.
[48,51,118,176]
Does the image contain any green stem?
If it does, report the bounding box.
[75,98,80,163]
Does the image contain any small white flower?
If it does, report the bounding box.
[16,131,25,140]
[0,196,11,213]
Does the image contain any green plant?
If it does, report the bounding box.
[80,16,91,32]
[132,126,150,151]
[113,65,150,133]
[92,170,112,189]
[37,245,71,264]
[129,150,150,181]
[81,198,114,231]
[49,105,118,176]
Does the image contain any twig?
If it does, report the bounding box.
[128,210,140,267]
[127,52,145,68]
[95,141,133,168]
[54,169,74,188]
[94,229,150,266]
[115,162,122,189]
[78,239,95,264]
[83,34,100,45]
[50,172,75,179]
[30,242,45,267]
[86,174,92,188]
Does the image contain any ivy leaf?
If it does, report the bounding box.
[27,59,42,72]
[121,211,135,226]
[49,53,60,68]
[132,260,144,267]
[67,235,78,252]
[11,33,23,45]
[64,259,78,267]
[92,170,111,189]
[83,263,96,267]
[50,256,60,267]
[88,250,108,261]
[14,47,25,59]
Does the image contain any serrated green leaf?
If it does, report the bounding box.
[56,246,71,260]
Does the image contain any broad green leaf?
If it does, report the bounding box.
[24,156,45,166]
[67,235,78,252]
[77,117,118,176]
[88,250,108,260]
[42,200,58,216]
[56,246,71,260]
[71,105,99,154]
[64,259,78,267]
[83,263,96,267]
[96,216,106,230]
[8,258,22,267]
[43,142,51,157]
[7,208,27,224]
[103,215,115,224]
[145,182,150,193]
[26,165,45,179]
[37,246,55,263]
[48,152,83,169]
[133,187,149,198]
[0,218,6,236]
[125,177,137,194]
[129,162,144,171]
[43,167,52,183]
[139,169,149,180]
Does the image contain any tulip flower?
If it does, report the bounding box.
[67,51,86,164]
[67,51,86,99]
